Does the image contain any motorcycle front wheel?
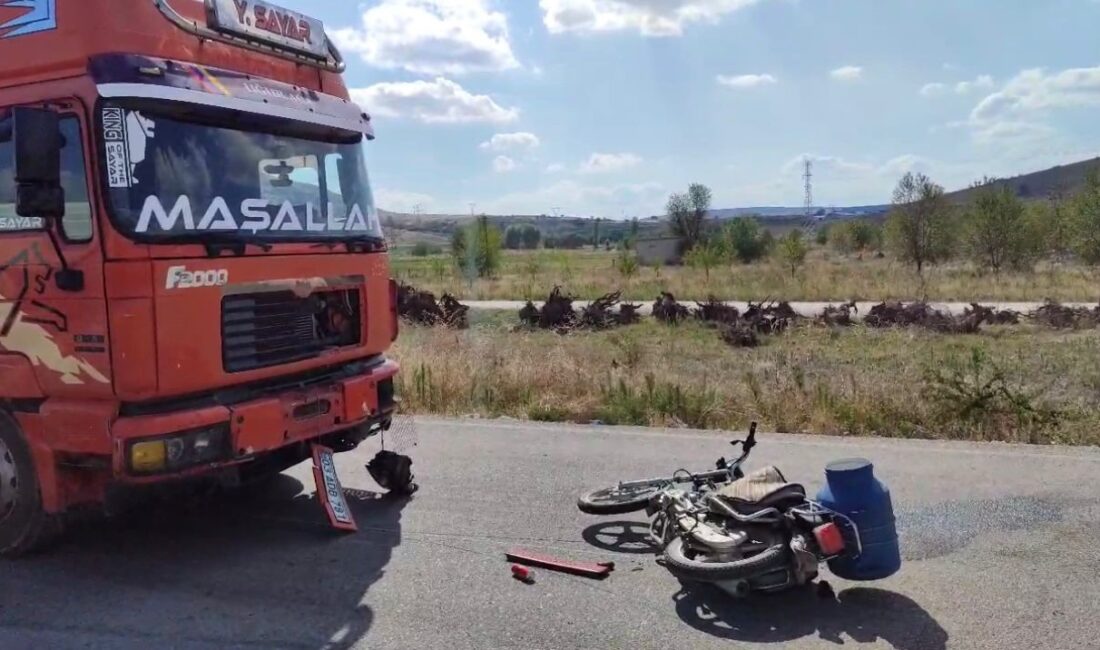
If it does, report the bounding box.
[577,484,662,515]
[662,536,788,582]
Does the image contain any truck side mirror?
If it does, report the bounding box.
[13,107,65,219]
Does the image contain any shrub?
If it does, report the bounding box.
[452,215,503,278]
[961,184,1038,272]
[922,347,1059,441]
[724,217,769,263]
[410,242,443,257]
[775,230,809,276]
[614,248,639,279]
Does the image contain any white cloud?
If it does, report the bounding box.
[955,75,994,94]
[492,155,518,173]
[579,152,643,174]
[480,132,541,152]
[969,120,1056,147]
[351,78,519,124]
[331,0,519,76]
[481,179,665,216]
[971,67,1100,123]
[540,0,762,37]
[951,66,1100,150]
[919,82,947,97]
[545,163,566,173]
[716,73,777,88]
[829,66,863,82]
[375,188,435,212]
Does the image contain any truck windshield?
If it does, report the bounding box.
[98,102,382,243]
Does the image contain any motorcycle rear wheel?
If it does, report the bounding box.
[577,484,661,515]
[662,536,788,582]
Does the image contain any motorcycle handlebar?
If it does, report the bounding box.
[729,421,758,466]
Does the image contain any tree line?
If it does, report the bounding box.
[661,166,1100,280]
[879,169,1100,278]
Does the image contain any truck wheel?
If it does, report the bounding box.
[0,414,62,557]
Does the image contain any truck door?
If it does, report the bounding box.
[0,102,111,398]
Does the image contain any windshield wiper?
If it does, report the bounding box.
[308,236,387,254]
[202,238,274,258]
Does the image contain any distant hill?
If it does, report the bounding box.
[944,157,1100,204]
[378,156,1100,246]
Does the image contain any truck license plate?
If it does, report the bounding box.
[312,444,357,531]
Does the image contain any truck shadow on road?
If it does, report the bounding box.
[673,582,948,650]
[8,472,409,650]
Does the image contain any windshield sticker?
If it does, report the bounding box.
[102,108,130,188]
[135,195,378,235]
[103,108,155,188]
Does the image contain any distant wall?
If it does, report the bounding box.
[635,237,683,266]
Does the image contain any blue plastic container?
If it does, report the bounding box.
[815,458,901,581]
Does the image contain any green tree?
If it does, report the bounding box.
[454,215,503,277]
[614,248,639,279]
[450,228,467,261]
[685,239,724,282]
[814,225,830,246]
[724,217,769,263]
[1072,169,1100,264]
[885,172,954,277]
[832,220,881,258]
[1037,188,1073,261]
[522,225,542,249]
[504,225,525,250]
[668,183,712,251]
[962,184,1036,273]
[775,230,809,276]
[592,217,601,249]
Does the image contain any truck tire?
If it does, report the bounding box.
[0,413,62,557]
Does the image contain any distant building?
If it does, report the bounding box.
[634,236,684,266]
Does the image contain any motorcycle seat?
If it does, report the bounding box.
[715,466,806,513]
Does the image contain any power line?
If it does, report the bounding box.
[802,158,818,234]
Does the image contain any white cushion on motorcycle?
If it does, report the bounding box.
[716,466,806,511]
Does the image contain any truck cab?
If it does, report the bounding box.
[0,0,400,554]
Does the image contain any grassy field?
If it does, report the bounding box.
[391,317,1100,445]
[392,248,1100,303]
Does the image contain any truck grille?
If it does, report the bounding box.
[222,289,362,373]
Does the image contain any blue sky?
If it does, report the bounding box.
[277,0,1100,217]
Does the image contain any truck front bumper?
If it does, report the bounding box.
[110,360,399,482]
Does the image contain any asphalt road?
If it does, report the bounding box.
[2,418,1100,649]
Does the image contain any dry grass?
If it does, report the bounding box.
[392,248,1100,302]
[392,319,1100,445]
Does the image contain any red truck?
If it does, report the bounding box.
[0,0,404,555]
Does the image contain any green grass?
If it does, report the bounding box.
[392,318,1100,445]
[391,248,1100,303]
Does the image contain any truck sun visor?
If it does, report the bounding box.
[89,54,373,138]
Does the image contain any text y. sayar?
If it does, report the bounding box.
[232,0,313,45]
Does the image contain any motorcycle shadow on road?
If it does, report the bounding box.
[672,581,948,650]
[581,520,659,555]
[9,471,410,650]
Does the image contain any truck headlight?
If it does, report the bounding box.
[128,424,231,475]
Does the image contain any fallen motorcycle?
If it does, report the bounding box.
[577,423,901,596]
